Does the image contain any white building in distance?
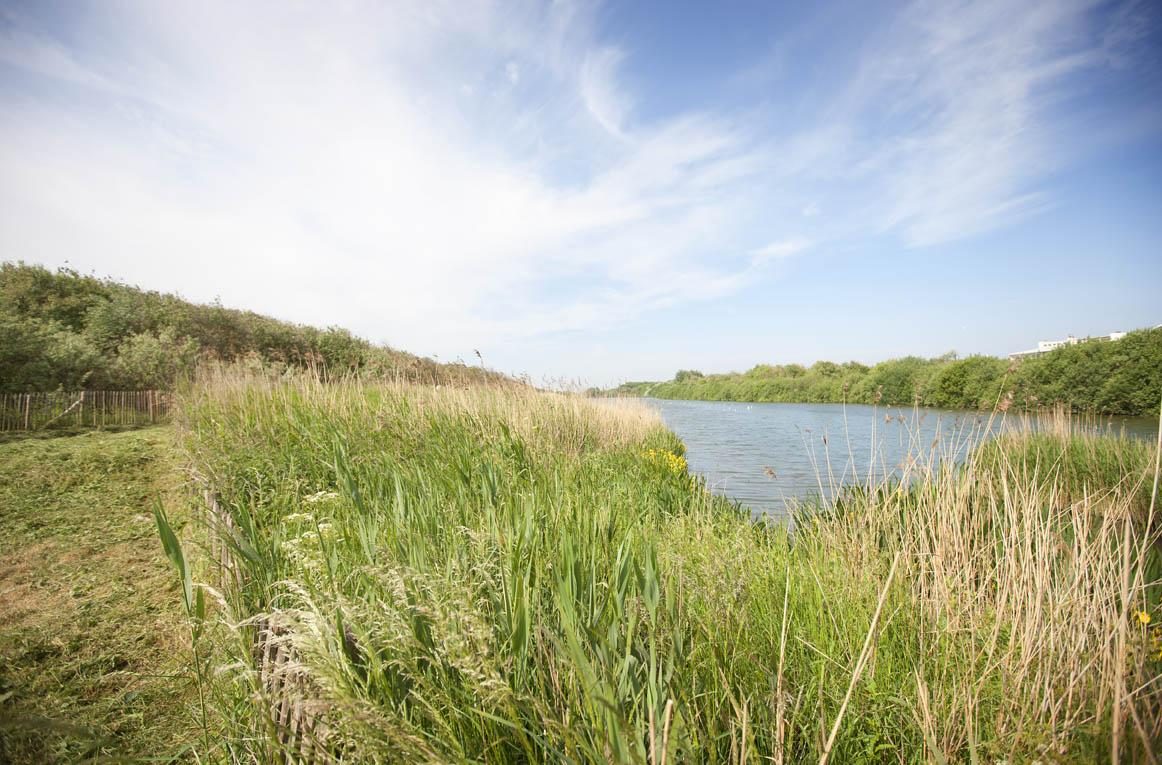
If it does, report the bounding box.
[1009,331,1128,360]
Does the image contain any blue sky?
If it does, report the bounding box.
[1,0,1159,386]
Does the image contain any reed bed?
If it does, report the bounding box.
[172,372,1161,763]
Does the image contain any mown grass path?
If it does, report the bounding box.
[0,427,197,763]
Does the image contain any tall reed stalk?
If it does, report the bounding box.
[173,369,1161,763]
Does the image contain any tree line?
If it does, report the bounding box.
[609,328,1162,416]
[0,262,504,391]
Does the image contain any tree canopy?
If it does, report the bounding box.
[610,330,1162,416]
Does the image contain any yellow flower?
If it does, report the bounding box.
[642,448,687,476]
[1136,610,1152,625]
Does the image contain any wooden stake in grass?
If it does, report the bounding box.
[775,567,791,765]
[819,551,902,765]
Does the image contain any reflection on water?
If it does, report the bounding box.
[643,399,1158,519]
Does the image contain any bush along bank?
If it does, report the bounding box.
[610,326,1162,417]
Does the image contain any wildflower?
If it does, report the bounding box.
[1136,610,1152,626]
[303,490,339,504]
[642,448,687,475]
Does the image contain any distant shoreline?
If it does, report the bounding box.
[604,326,1162,418]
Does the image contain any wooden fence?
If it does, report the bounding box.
[203,488,332,763]
[0,390,171,432]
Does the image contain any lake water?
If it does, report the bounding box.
[644,399,1159,519]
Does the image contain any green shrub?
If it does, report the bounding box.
[0,262,508,391]
[613,329,1162,416]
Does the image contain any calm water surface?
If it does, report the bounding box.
[644,399,1158,519]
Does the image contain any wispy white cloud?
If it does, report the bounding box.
[0,0,1154,381]
[750,238,812,263]
[0,22,118,93]
[824,0,1148,246]
[580,46,631,138]
[0,1,762,358]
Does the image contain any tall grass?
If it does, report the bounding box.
[175,371,1161,763]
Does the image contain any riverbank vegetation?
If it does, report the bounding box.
[610,326,1162,416]
[171,370,1160,762]
[0,262,504,391]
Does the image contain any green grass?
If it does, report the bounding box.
[977,424,1158,515]
[0,427,201,763]
[175,374,1162,763]
[3,378,1156,762]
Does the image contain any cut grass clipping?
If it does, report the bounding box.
[0,428,201,763]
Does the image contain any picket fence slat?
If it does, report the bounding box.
[0,390,171,432]
[202,487,332,763]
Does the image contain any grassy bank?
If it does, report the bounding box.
[175,373,1161,762]
[0,428,201,762]
[610,326,1162,417]
[1,261,508,391]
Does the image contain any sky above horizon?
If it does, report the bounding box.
[1,0,1160,386]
